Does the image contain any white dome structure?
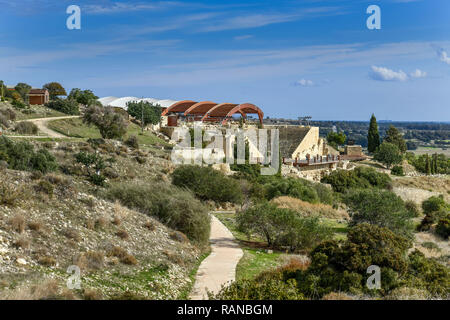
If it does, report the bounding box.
[98,96,179,110]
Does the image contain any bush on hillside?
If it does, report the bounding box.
[172,165,243,204]
[344,189,414,238]
[321,166,391,193]
[255,175,320,203]
[15,121,38,135]
[418,195,449,231]
[391,165,404,176]
[236,202,332,251]
[0,136,58,173]
[124,135,139,149]
[45,98,80,115]
[105,182,211,245]
[294,223,412,298]
[435,214,450,239]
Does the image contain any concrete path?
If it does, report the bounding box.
[190,215,243,300]
[19,116,80,138]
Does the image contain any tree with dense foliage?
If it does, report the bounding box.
[425,154,431,175]
[45,98,80,115]
[367,114,380,153]
[374,142,403,169]
[171,165,243,204]
[384,125,407,153]
[236,202,332,251]
[83,105,128,139]
[14,83,32,103]
[344,189,415,238]
[126,101,162,126]
[0,80,4,101]
[406,152,450,174]
[326,131,346,148]
[68,88,99,107]
[321,166,391,193]
[43,82,67,99]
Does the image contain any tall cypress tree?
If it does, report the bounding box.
[425,154,431,175]
[367,114,380,153]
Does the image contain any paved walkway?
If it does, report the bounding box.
[190,215,243,300]
[20,116,80,138]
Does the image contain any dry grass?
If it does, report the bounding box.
[0,181,21,207]
[38,256,57,267]
[13,236,30,249]
[28,220,43,232]
[113,200,128,220]
[86,216,109,230]
[64,228,81,242]
[0,279,77,300]
[271,196,349,219]
[9,214,26,233]
[108,246,137,265]
[116,229,129,240]
[144,221,155,231]
[83,288,103,300]
[163,249,184,265]
[322,292,354,300]
[112,216,122,226]
[74,251,105,271]
[392,176,450,202]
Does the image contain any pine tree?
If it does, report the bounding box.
[384,125,407,153]
[425,154,431,175]
[367,114,380,153]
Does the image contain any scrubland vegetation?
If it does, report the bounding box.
[0,82,448,300]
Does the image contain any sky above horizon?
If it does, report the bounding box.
[0,0,449,121]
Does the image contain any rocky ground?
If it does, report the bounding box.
[0,139,203,300]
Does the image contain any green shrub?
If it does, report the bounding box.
[404,200,420,217]
[172,165,243,204]
[0,137,57,173]
[295,223,412,298]
[74,151,107,186]
[256,175,320,203]
[405,250,449,297]
[418,195,449,231]
[422,195,447,215]
[344,189,414,238]
[236,202,332,251]
[35,180,54,198]
[435,214,450,239]
[105,182,211,245]
[391,165,404,176]
[15,121,38,135]
[321,166,391,193]
[125,135,139,149]
[45,98,80,115]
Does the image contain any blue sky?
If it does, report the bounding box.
[1,0,449,121]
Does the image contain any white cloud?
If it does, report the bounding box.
[410,69,427,78]
[437,48,450,65]
[295,79,314,87]
[370,66,408,81]
[84,1,181,14]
